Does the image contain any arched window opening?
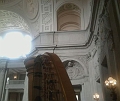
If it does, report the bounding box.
[0,10,32,59]
[57,3,81,31]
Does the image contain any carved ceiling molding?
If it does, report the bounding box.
[0,10,30,34]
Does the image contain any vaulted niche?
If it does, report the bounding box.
[63,60,84,80]
[57,3,81,31]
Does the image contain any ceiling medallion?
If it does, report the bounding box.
[24,0,39,20]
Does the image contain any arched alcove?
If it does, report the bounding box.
[63,60,85,80]
[57,3,81,31]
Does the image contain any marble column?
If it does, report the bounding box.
[81,80,92,101]
[88,59,96,95]
[22,73,28,101]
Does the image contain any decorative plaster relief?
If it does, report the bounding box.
[44,6,49,11]
[78,55,88,66]
[107,32,114,51]
[63,60,85,80]
[41,0,53,32]
[98,8,112,53]
[91,48,97,58]
[95,66,100,80]
[78,55,89,75]
[98,17,107,52]
[42,13,52,25]
[94,56,100,80]
[0,10,30,33]
[32,19,40,35]
[86,52,91,60]
[23,0,39,20]
[99,8,111,38]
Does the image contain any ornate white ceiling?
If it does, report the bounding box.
[0,10,30,34]
[23,0,39,20]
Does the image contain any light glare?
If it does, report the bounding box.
[0,32,32,59]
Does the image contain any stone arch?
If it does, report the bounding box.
[57,3,81,31]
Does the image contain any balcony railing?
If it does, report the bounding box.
[32,30,89,50]
[6,80,25,89]
[8,80,24,84]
